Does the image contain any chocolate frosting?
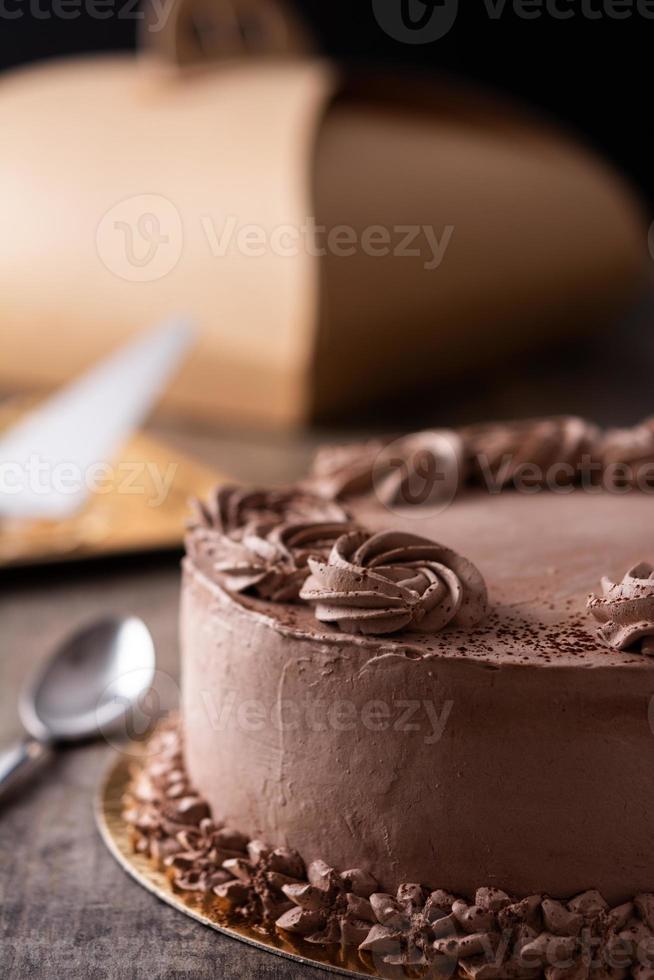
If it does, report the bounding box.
[300,529,488,635]
[213,520,358,602]
[304,416,654,504]
[459,415,599,488]
[588,562,654,654]
[191,484,348,534]
[187,486,353,602]
[596,417,654,478]
[307,438,388,500]
[180,424,654,919]
[127,719,654,975]
[306,429,464,507]
[182,486,654,912]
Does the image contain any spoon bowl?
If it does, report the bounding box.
[20,617,155,743]
[0,615,156,802]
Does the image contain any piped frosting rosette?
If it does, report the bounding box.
[588,563,654,654]
[595,418,654,487]
[300,529,488,635]
[192,484,348,535]
[307,429,464,507]
[304,416,654,504]
[460,415,600,489]
[188,486,354,602]
[213,520,357,602]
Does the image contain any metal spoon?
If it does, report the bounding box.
[0,616,155,801]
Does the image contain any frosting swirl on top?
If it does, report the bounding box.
[460,416,599,489]
[307,430,464,507]
[308,439,388,500]
[595,418,654,482]
[305,416,654,504]
[188,486,353,602]
[300,530,488,635]
[191,485,348,535]
[212,520,357,602]
[588,563,654,654]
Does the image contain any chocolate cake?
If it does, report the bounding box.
[126,417,654,977]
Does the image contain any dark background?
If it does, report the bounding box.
[0,0,651,206]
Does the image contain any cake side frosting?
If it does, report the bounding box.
[178,419,654,953]
[181,550,654,905]
[126,718,654,977]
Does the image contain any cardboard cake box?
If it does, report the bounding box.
[0,0,647,427]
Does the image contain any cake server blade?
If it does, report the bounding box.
[0,317,193,520]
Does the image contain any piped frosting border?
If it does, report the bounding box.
[125,718,654,978]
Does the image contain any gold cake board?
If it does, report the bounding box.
[96,750,417,979]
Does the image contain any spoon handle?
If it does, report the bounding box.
[0,738,50,802]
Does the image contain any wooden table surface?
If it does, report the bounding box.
[2,306,653,979]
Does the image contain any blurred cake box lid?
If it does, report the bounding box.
[0,0,648,428]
